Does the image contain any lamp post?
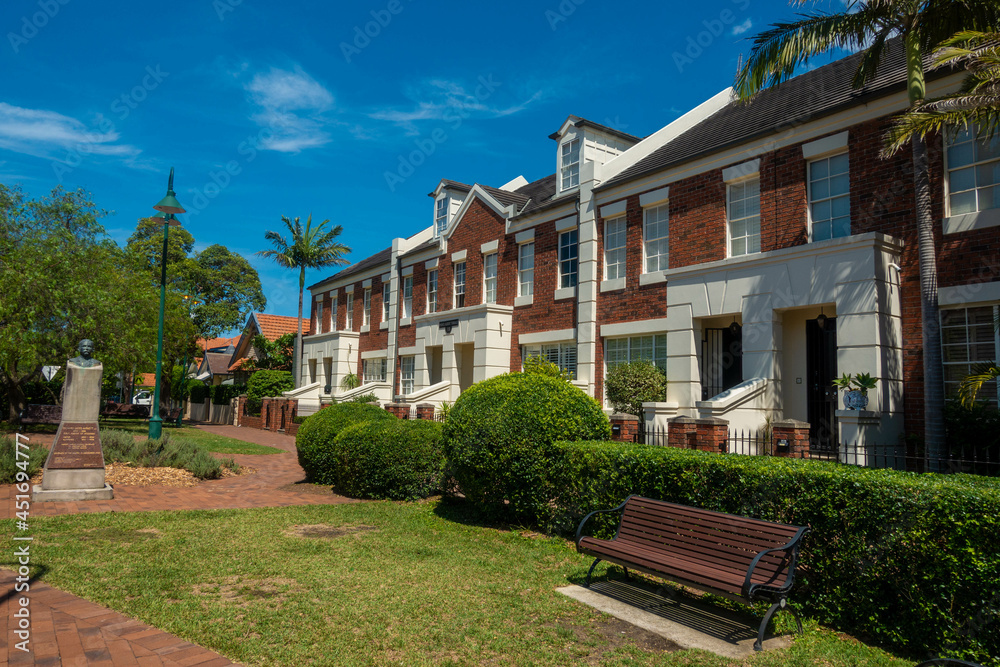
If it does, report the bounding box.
[148,167,186,440]
[176,292,203,427]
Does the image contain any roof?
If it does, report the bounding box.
[203,352,234,376]
[254,313,309,340]
[399,238,440,259]
[136,373,157,387]
[427,179,473,197]
[549,115,642,143]
[308,246,392,289]
[198,336,238,352]
[600,40,934,190]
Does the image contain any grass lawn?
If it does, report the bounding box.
[3,500,916,667]
[100,419,284,455]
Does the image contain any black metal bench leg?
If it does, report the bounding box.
[754,598,801,651]
[585,558,601,587]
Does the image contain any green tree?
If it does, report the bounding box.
[604,360,667,419]
[235,333,295,372]
[734,0,1000,466]
[256,214,351,385]
[884,30,1000,154]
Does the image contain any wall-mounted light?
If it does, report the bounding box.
[816,307,828,330]
[729,316,741,337]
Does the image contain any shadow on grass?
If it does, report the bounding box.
[430,495,543,533]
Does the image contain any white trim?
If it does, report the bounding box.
[401,265,414,277]
[514,295,533,307]
[481,239,499,254]
[362,278,372,289]
[600,278,626,292]
[722,159,760,182]
[600,200,627,218]
[360,324,370,333]
[944,209,1000,235]
[380,272,391,283]
[379,321,389,330]
[639,186,670,207]
[554,214,577,232]
[802,131,849,159]
[639,272,667,286]
[554,286,575,300]
[451,249,467,262]
[400,317,412,327]
[425,258,439,270]
[519,328,577,345]
[515,229,534,244]
[397,345,420,356]
[601,318,669,337]
[939,280,1000,307]
[360,349,388,360]
[345,284,356,293]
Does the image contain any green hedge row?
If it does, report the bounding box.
[295,403,396,484]
[547,440,1000,664]
[333,420,445,500]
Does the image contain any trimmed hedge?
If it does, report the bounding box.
[549,440,1000,665]
[442,373,610,520]
[188,383,210,404]
[330,420,445,500]
[211,383,244,405]
[295,403,396,484]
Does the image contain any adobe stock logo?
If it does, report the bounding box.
[7,0,71,54]
[340,0,416,64]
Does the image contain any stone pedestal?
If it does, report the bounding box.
[609,413,640,442]
[33,363,113,502]
[668,416,728,452]
[836,410,881,466]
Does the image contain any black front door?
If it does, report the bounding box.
[806,317,838,455]
[701,327,743,400]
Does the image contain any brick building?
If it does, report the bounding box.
[291,42,999,453]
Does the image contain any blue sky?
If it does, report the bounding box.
[2,0,847,334]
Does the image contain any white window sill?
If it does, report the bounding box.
[639,272,666,286]
[944,208,1000,235]
[554,287,575,301]
[400,317,412,327]
[379,321,389,330]
[600,278,626,293]
[514,295,533,307]
[360,324,370,333]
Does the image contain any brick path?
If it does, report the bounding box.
[2,423,355,665]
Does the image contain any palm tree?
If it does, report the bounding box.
[735,0,1000,467]
[257,215,351,386]
[884,30,1000,155]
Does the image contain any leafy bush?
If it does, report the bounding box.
[548,440,1000,664]
[945,399,1000,456]
[344,392,379,404]
[188,383,210,404]
[0,435,47,484]
[604,360,666,417]
[247,370,294,402]
[295,403,396,484]
[211,383,245,405]
[330,420,445,500]
[442,373,610,521]
[100,429,224,479]
[522,354,573,381]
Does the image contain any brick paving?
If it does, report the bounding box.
[3,423,355,665]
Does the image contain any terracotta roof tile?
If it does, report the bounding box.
[254,314,310,340]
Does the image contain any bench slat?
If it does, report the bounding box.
[615,527,790,578]
[620,512,793,554]
[625,501,799,540]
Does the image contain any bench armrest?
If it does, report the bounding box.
[743,526,810,599]
[574,496,633,546]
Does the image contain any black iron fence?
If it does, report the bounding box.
[633,425,1000,477]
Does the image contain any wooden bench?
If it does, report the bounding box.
[19,404,62,425]
[100,402,150,421]
[575,495,809,651]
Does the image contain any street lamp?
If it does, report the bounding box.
[148,167,185,439]
[176,292,203,427]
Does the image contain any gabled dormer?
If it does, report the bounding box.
[428,179,471,238]
[549,116,641,195]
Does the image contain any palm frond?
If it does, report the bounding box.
[957,363,1000,409]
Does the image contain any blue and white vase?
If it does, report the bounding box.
[843,390,869,411]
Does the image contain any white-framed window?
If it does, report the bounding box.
[559,229,579,288]
[942,305,999,405]
[522,343,577,379]
[808,152,850,241]
[313,301,323,334]
[947,123,1000,215]
[728,178,761,257]
[402,276,413,319]
[518,242,534,297]
[604,217,626,280]
[331,297,337,331]
[363,288,372,326]
[605,334,667,374]
[454,261,466,308]
[362,358,387,383]
[346,292,354,330]
[427,269,438,314]
[401,356,415,395]
[644,204,669,273]
[382,282,391,322]
[484,253,498,304]
[560,138,580,191]
[435,196,449,235]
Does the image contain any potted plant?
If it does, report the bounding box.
[833,372,878,410]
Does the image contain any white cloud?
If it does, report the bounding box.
[0,102,140,160]
[731,18,753,36]
[245,66,335,153]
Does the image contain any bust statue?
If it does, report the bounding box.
[68,339,100,368]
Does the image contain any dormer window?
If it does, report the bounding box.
[560,139,580,191]
[435,197,449,235]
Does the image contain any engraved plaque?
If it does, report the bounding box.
[47,422,104,469]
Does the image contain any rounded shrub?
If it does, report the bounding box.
[295,402,396,483]
[442,372,611,520]
[331,420,445,500]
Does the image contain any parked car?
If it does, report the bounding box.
[132,390,152,406]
